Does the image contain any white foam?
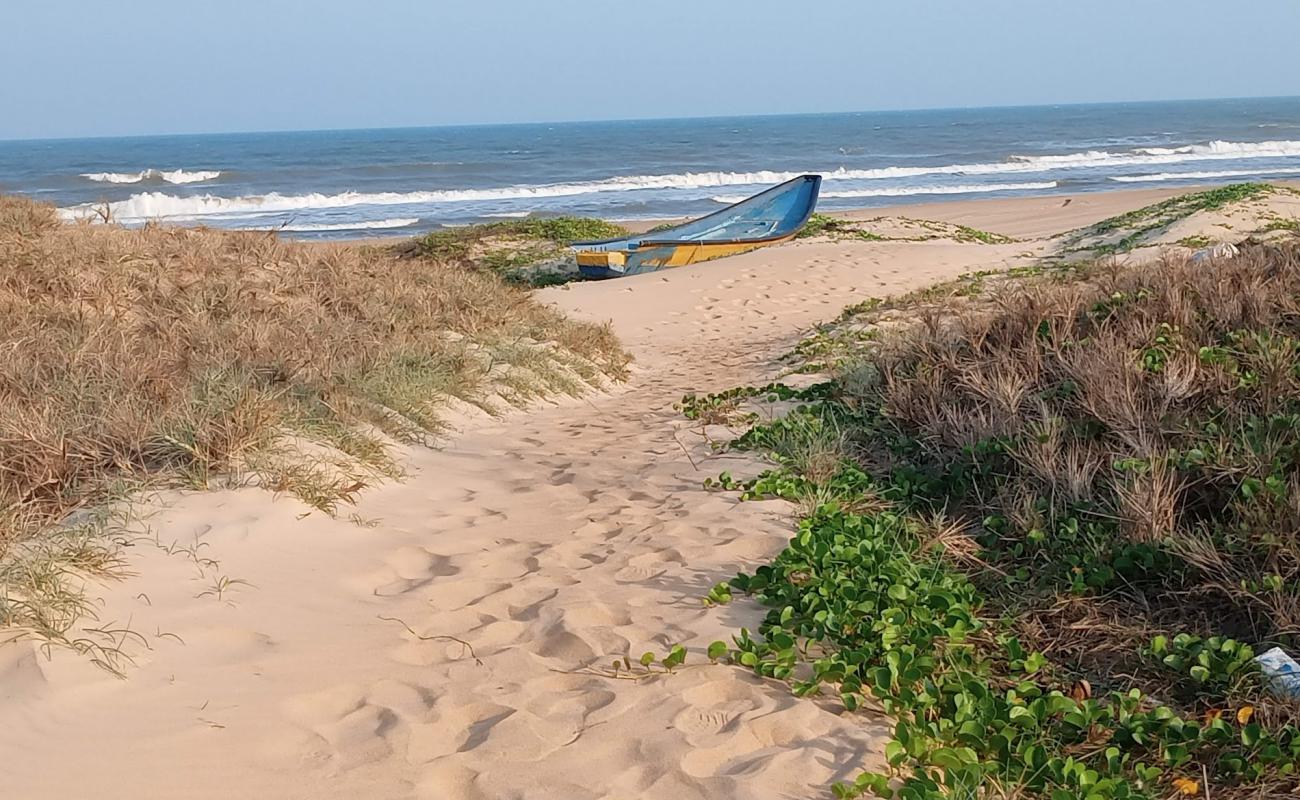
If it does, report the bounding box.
[1010,140,1300,167]
[710,181,1059,204]
[60,173,1053,223]
[81,172,149,184]
[57,138,1300,223]
[268,217,420,232]
[59,177,812,222]
[1134,140,1300,157]
[162,170,221,185]
[823,181,1058,199]
[482,211,531,218]
[81,169,222,185]
[1109,167,1300,183]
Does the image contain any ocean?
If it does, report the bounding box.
[2,97,1299,239]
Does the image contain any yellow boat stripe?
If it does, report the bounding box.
[574,234,795,270]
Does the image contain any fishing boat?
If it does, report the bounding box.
[570,174,822,278]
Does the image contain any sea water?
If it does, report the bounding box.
[1,97,1298,239]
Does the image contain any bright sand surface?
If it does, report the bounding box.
[0,187,1251,799]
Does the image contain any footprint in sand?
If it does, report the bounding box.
[277,682,417,771]
[671,679,769,740]
[415,760,490,800]
[674,706,743,738]
[406,699,518,763]
[345,545,458,597]
[317,704,397,769]
[611,547,681,583]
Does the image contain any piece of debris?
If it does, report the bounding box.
[1191,242,1239,263]
[1256,647,1300,698]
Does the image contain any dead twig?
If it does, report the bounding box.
[377,615,482,665]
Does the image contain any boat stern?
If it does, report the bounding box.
[574,248,627,278]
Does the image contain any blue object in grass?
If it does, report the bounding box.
[1256,646,1300,698]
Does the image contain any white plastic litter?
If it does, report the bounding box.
[1256,646,1300,698]
[1191,242,1240,263]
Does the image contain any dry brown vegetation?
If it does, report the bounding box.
[820,244,1300,687]
[0,196,627,651]
[704,241,1300,796]
[852,244,1300,645]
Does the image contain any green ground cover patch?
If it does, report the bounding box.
[1063,183,1285,255]
[409,216,629,286]
[688,242,1300,798]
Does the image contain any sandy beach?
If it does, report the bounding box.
[1,185,1296,799]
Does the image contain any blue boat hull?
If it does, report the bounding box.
[570,174,821,278]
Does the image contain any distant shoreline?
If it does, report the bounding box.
[338,181,1300,244]
[10,95,1300,144]
[14,97,1299,237]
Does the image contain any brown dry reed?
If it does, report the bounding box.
[842,243,1300,644]
[0,196,628,650]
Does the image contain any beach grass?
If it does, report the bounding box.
[406,216,628,286]
[1064,182,1290,254]
[696,242,1300,797]
[0,196,628,654]
[796,212,1014,245]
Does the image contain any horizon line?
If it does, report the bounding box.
[3,94,1298,145]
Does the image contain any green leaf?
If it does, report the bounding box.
[929,747,978,770]
[1242,723,1262,747]
[662,644,687,669]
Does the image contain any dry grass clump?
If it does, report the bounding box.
[0,196,628,645]
[838,243,1300,654]
[695,238,1300,796]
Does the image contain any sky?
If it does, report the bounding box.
[2,0,1297,140]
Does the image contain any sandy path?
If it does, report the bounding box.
[1,200,1089,799]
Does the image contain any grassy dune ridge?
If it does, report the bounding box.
[406,216,629,286]
[691,241,1300,798]
[0,197,628,654]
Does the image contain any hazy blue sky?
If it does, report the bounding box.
[2,0,1297,140]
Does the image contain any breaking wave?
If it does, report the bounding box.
[270,218,420,232]
[81,169,222,185]
[56,139,1300,223]
[1134,140,1300,157]
[819,181,1059,199]
[1008,140,1300,168]
[1109,167,1300,183]
[710,181,1059,204]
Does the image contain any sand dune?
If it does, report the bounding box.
[0,189,1256,799]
